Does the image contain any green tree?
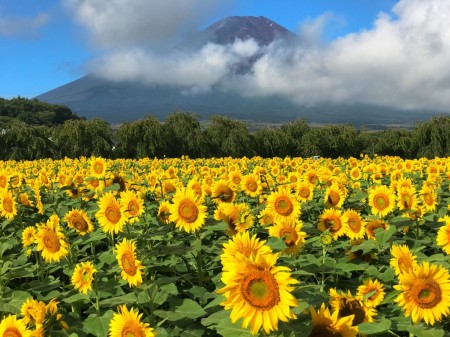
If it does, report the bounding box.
[115,116,166,158]
[412,116,450,158]
[51,119,114,158]
[162,112,206,158]
[280,119,310,156]
[204,115,255,157]
[253,127,289,158]
[0,121,56,160]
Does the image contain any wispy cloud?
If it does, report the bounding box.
[68,0,450,112]
[64,0,229,48]
[0,12,50,38]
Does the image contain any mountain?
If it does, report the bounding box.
[36,16,438,127]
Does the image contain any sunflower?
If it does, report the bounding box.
[397,186,418,211]
[187,178,204,199]
[308,303,358,337]
[420,185,437,212]
[324,183,345,209]
[265,186,301,223]
[0,189,17,220]
[109,305,155,337]
[115,238,144,287]
[218,253,299,335]
[365,219,389,239]
[394,262,450,325]
[349,166,362,181]
[35,216,69,263]
[120,190,145,224]
[357,278,385,308]
[241,173,262,198]
[368,185,396,217]
[390,244,417,276]
[437,216,450,254]
[168,187,207,233]
[214,202,254,236]
[96,192,127,234]
[71,261,97,294]
[343,209,365,240]
[296,180,314,203]
[258,208,274,226]
[22,226,36,247]
[329,288,376,325]
[90,157,107,178]
[0,170,8,190]
[318,209,347,240]
[211,179,236,204]
[229,170,242,188]
[20,298,46,326]
[268,219,307,256]
[157,200,171,225]
[0,315,31,337]
[221,231,272,268]
[65,209,94,235]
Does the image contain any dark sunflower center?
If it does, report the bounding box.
[72,214,88,232]
[178,200,199,223]
[327,191,340,206]
[299,187,310,198]
[121,252,137,276]
[94,162,104,174]
[347,218,361,232]
[412,279,442,309]
[105,205,121,224]
[3,327,22,337]
[128,201,139,216]
[241,270,280,310]
[219,188,234,202]
[374,194,388,210]
[402,194,412,209]
[325,218,341,232]
[2,198,13,213]
[340,300,366,325]
[43,230,61,253]
[281,228,298,247]
[246,180,258,192]
[121,321,145,337]
[275,196,293,216]
[308,325,343,337]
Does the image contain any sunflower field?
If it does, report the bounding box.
[1,155,450,337]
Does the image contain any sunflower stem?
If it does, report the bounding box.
[195,231,204,287]
[321,245,326,291]
[415,219,420,240]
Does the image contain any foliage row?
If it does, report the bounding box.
[2,105,450,160]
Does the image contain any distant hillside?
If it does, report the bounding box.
[0,97,81,126]
[36,15,441,127]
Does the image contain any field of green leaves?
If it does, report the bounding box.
[1,155,450,337]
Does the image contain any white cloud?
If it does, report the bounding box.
[64,0,229,48]
[72,0,450,112]
[0,12,49,38]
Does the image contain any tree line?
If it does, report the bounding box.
[1,111,450,161]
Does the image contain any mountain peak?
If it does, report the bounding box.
[204,15,295,45]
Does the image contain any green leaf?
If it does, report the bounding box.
[62,293,90,304]
[358,318,391,335]
[83,311,114,337]
[407,325,445,337]
[155,299,206,321]
[0,291,32,314]
[102,183,120,192]
[375,225,396,246]
[99,293,137,307]
[266,237,287,251]
[201,310,253,337]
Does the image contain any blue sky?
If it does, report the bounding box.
[2,0,450,113]
[0,0,398,99]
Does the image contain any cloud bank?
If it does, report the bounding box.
[68,0,450,112]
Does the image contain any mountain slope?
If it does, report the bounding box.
[36,16,438,127]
